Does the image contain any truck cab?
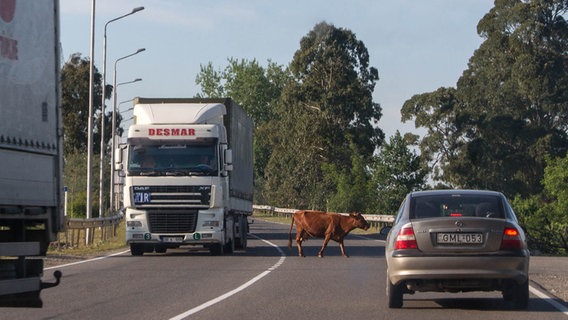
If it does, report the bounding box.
[118,98,252,256]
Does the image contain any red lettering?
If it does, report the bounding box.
[147,128,195,136]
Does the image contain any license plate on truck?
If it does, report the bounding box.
[437,233,483,244]
[162,237,183,243]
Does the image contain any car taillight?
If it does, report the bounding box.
[500,227,523,250]
[394,226,418,250]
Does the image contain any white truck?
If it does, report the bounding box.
[117,98,253,255]
[0,1,63,307]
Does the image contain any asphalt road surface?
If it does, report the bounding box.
[4,219,568,320]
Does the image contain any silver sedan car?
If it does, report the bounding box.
[384,189,530,309]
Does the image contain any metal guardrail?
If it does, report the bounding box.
[54,212,124,248]
[66,213,123,229]
[252,205,395,226]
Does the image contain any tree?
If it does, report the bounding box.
[61,53,120,217]
[264,22,383,209]
[401,1,568,197]
[369,131,427,215]
[61,53,121,155]
[513,155,568,254]
[195,58,291,203]
[323,147,381,214]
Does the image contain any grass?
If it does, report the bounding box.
[48,221,128,257]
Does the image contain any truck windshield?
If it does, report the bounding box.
[127,142,218,176]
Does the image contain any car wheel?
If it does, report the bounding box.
[387,276,403,308]
[512,279,529,309]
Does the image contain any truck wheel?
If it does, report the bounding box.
[224,239,234,254]
[154,246,167,254]
[235,216,248,250]
[130,244,144,256]
[209,243,223,256]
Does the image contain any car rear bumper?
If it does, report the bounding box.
[387,255,529,287]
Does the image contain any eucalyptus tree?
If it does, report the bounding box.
[264,22,383,209]
[195,58,291,202]
[402,0,568,197]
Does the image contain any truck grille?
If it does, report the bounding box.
[132,185,211,207]
[147,209,198,233]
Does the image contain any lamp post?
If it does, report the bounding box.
[108,78,141,212]
[86,0,96,245]
[99,6,144,218]
[110,49,145,212]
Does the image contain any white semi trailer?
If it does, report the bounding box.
[0,0,63,307]
[118,98,253,255]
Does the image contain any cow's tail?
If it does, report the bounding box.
[288,214,295,249]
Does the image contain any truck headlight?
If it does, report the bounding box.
[202,221,220,227]
[127,221,143,227]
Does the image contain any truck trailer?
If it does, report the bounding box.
[117,97,253,255]
[0,1,63,307]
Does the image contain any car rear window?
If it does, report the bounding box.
[410,195,504,219]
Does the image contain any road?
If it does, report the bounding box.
[4,219,568,320]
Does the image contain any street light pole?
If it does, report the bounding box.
[110,49,145,212]
[99,6,144,218]
[109,78,141,212]
[86,0,96,245]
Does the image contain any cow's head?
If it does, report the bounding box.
[350,212,370,230]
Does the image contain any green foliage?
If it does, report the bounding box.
[402,1,568,198]
[264,22,383,210]
[63,151,104,218]
[61,53,122,155]
[195,58,291,203]
[323,150,372,213]
[513,155,568,254]
[369,131,428,215]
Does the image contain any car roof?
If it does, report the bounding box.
[409,189,504,198]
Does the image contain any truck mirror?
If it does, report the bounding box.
[114,148,123,171]
[224,149,233,172]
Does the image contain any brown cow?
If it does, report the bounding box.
[288,210,370,258]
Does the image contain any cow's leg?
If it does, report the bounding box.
[296,231,306,257]
[339,240,349,258]
[317,235,331,258]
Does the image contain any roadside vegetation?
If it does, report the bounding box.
[61,1,567,254]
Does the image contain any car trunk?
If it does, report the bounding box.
[410,217,508,254]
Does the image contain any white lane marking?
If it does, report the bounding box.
[169,234,286,320]
[530,285,568,316]
[44,250,131,270]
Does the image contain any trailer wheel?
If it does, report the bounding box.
[235,215,248,250]
[130,244,144,256]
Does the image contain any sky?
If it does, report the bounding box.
[59,0,495,139]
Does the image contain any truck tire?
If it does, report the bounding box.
[224,239,234,254]
[235,215,248,250]
[130,244,144,256]
[209,243,223,256]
